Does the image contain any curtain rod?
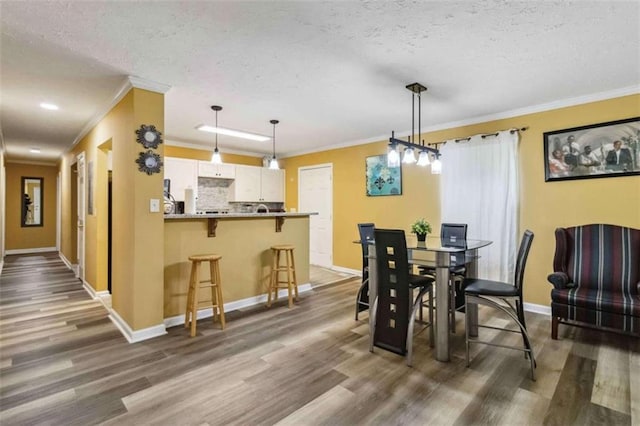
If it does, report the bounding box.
[427,126,529,148]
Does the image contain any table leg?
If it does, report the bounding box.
[435,251,451,362]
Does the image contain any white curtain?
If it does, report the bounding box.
[440,130,519,283]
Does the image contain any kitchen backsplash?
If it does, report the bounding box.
[196,178,231,210]
[196,177,283,212]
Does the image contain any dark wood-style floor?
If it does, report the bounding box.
[0,252,637,425]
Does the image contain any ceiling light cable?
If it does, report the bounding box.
[210,105,222,164]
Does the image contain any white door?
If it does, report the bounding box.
[77,153,86,281]
[299,164,332,268]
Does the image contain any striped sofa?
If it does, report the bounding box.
[548,224,640,338]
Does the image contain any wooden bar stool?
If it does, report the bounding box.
[267,245,298,308]
[185,254,226,337]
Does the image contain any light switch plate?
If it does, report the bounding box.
[150,198,160,212]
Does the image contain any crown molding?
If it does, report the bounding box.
[128,75,171,94]
[67,76,172,152]
[283,85,640,158]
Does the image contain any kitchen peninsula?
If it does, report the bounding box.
[164,212,315,324]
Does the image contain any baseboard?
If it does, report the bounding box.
[82,280,111,308]
[0,260,3,275]
[164,283,313,328]
[6,247,57,255]
[331,265,361,276]
[109,309,167,344]
[524,302,551,316]
[58,252,77,273]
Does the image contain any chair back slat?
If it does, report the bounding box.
[373,229,411,355]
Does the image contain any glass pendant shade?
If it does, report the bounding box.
[387,146,400,168]
[269,156,279,170]
[211,147,222,164]
[417,150,430,166]
[402,147,416,164]
[431,157,442,174]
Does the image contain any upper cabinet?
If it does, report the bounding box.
[260,168,285,202]
[229,165,285,202]
[164,157,198,201]
[198,161,236,179]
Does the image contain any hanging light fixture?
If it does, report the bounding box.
[269,119,279,170]
[417,149,431,166]
[387,82,441,173]
[210,105,223,164]
[431,155,442,174]
[387,143,400,167]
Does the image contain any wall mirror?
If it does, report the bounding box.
[21,177,44,227]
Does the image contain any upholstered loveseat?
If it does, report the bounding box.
[548,224,640,338]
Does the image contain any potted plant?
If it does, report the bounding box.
[411,218,432,242]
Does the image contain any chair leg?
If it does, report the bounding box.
[465,294,470,367]
[552,316,559,340]
[190,261,201,337]
[355,278,368,320]
[406,285,432,367]
[185,261,197,329]
[290,250,298,300]
[214,261,225,329]
[286,250,293,308]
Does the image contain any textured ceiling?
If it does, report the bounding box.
[1,1,639,163]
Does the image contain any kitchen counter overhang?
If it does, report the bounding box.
[165,212,317,236]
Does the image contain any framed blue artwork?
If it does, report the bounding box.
[366,155,402,196]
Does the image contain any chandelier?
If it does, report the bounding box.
[387,83,441,174]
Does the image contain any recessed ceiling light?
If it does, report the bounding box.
[30,148,41,153]
[196,125,270,142]
[40,102,59,110]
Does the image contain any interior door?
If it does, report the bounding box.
[77,153,86,281]
[298,164,332,268]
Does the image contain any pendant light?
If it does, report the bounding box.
[269,119,279,170]
[387,83,441,172]
[210,105,223,164]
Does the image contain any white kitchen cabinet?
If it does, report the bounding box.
[229,165,285,202]
[164,157,198,201]
[260,168,285,202]
[198,161,236,179]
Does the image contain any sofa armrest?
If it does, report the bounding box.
[547,272,572,289]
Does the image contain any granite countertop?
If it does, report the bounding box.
[164,212,317,219]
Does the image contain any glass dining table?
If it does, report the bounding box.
[365,236,492,362]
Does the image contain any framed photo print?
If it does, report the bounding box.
[544,117,640,182]
[366,154,402,196]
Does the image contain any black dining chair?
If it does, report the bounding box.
[419,223,468,332]
[355,223,375,320]
[463,230,536,380]
[372,229,434,367]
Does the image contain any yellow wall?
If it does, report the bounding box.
[5,163,58,250]
[283,94,640,306]
[0,150,5,258]
[165,146,262,166]
[60,87,165,330]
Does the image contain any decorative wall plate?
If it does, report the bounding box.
[135,150,163,175]
[135,124,163,149]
